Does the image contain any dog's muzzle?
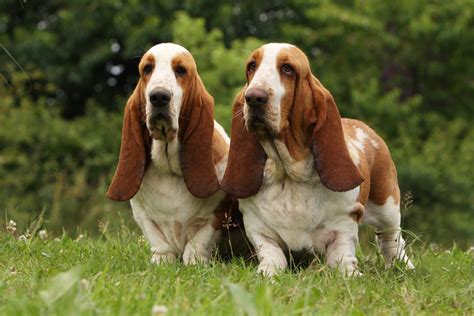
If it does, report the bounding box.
[147,88,176,142]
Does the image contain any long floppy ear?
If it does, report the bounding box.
[309,75,364,192]
[106,82,151,201]
[221,88,267,198]
[178,75,220,198]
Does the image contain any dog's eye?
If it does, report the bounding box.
[143,64,153,75]
[247,61,257,74]
[175,66,186,77]
[281,64,295,76]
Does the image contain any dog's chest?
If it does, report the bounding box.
[131,140,221,226]
[245,178,327,230]
[243,179,358,251]
[134,167,215,221]
[241,140,359,251]
[251,140,325,230]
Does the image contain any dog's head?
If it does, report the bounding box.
[222,43,363,198]
[107,43,219,201]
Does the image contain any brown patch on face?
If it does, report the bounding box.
[274,47,315,162]
[172,52,195,95]
[245,48,273,136]
[342,119,400,206]
[245,48,263,83]
[139,53,155,79]
[276,48,299,130]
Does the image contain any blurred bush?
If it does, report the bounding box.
[0,1,472,245]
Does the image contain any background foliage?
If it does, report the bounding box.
[1,0,472,245]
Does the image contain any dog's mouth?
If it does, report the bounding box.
[246,112,276,139]
[148,113,177,142]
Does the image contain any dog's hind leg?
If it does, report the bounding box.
[362,197,414,269]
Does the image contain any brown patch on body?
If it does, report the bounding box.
[342,119,400,206]
[349,202,365,222]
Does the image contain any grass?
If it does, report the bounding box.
[0,226,473,316]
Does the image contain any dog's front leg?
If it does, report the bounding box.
[244,213,287,276]
[132,207,177,264]
[324,217,361,276]
[182,220,220,265]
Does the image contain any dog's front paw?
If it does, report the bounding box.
[348,269,363,277]
[405,259,415,270]
[182,245,210,266]
[257,261,281,277]
[150,252,176,265]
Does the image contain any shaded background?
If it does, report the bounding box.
[1,0,472,246]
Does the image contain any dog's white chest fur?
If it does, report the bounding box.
[130,138,223,254]
[240,139,359,252]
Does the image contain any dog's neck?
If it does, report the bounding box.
[259,137,315,183]
[150,138,182,176]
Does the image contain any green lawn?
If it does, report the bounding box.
[1,227,472,315]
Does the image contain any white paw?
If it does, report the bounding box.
[406,259,415,270]
[338,264,363,277]
[182,247,210,266]
[150,252,176,265]
[257,262,280,277]
[405,257,415,270]
[349,269,363,277]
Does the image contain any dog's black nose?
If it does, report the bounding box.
[149,89,171,107]
[245,88,268,108]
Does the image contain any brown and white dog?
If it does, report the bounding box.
[222,43,414,276]
[107,43,231,265]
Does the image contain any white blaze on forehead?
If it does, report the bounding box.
[147,43,189,59]
[145,43,189,131]
[146,43,189,86]
[248,43,293,92]
[262,42,294,52]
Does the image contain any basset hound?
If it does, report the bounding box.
[222,43,414,276]
[107,43,233,265]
